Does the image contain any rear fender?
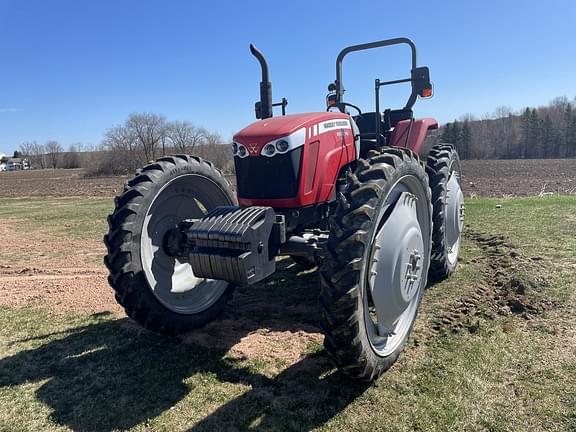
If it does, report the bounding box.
[388,118,438,156]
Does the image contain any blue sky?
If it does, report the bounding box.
[0,0,575,155]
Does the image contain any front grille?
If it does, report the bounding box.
[234,147,302,199]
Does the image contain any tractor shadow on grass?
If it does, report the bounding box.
[0,259,369,431]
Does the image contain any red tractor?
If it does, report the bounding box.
[105,37,464,380]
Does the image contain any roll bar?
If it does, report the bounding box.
[335,37,421,111]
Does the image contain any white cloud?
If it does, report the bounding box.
[0,108,22,113]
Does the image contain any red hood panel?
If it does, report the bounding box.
[233,112,350,146]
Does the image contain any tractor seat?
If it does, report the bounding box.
[354,109,414,157]
[354,112,386,158]
[354,112,383,137]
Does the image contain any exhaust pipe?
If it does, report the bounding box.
[250,44,273,119]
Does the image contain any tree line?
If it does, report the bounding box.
[12,96,576,173]
[439,97,576,159]
[17,141,86,169]
[14,113,233,175]
[98,113,231,174]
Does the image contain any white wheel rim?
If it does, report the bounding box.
[364,175,431,357]
[140,174,232,315]
[445,171,464,265]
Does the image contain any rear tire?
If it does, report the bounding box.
[426,144,464,283]
[320,147,432,380]
[104,155,236,336]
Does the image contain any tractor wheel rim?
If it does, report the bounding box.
[140,174,231,315]
[445,171,464,265]
[364,175,431,357]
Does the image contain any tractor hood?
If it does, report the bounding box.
[233,112,350,153]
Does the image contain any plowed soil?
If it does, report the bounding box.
[1,159,575,198]
[0,168,127,197]
[461,158,576,197]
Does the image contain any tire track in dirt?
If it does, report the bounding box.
[0,266,102,277]
[430,230,554,335]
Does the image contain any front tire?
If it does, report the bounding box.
[320,148,432,380]
[104,155,236,336]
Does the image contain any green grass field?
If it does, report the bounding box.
[0,196,574,431]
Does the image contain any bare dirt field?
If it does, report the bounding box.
[1,158,575,198]
[0,168,128,197]
[0,159,574,333]
[462,158,576,196]
[0,216,119,314]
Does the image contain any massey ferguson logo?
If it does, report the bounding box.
[248,144,258,154]
[317,119,352,135]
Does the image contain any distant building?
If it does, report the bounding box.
[6,157,30,171]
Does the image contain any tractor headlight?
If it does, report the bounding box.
[232,142,238,155]
[263,144,276,156]
[275,139,289,153]
[260,128,306,157]
[237,144,248,158]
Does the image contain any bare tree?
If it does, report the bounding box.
[100,124,140,173]
[99,113,168,173]
[166,121,207,153]
[62,144,81,169]
[196,133,233,172]
[45,140,63,169]
[103,124,136,153]
[126,113,167,161]
[98,113,232,174]
[30,142,46,169]
[19,142,35,159]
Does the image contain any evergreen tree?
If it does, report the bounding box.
[436,99,575,159]
[519,108,532,158]
[563,104,574,158]
[452,120,461,143]
[567,107,576,158]
[529,109,541,158]
[460,119,471,159]
[540,114,556,158]
[451,120,462,154]
[504,113,517,159]
[441,122,453,142]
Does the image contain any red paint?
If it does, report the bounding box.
[304,140,319,193]
[234,113,439,208]
[388,118,438,155]
[234,112,356,208]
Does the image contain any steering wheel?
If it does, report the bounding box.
[327,102,362,116]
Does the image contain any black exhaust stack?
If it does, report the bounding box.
[250,44,273,119]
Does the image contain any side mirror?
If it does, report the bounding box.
[412,66,433,98]
[326,82,337,108]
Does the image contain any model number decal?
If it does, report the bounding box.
[318,119,351,135]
